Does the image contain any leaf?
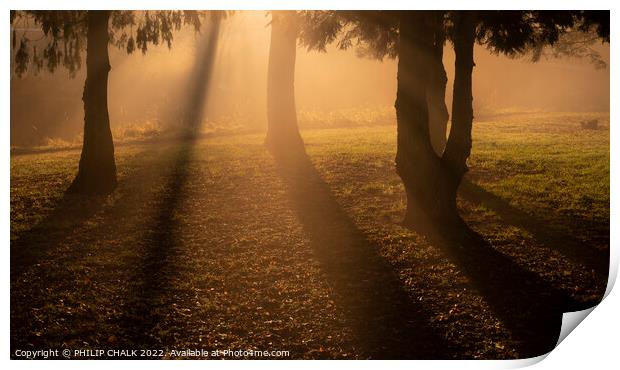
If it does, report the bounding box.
[126,36,135,54]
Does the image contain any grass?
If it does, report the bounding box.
[10,111,609,359]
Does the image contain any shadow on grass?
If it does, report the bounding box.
[417,218,592,358]
[114,17,221,350]
[273,149,461,359]
[459,179,609,280]
[115,141,195,350]
[10,144,175,281]
[10,193,106,279]
[10,193,106,355]
[10,148,173,354]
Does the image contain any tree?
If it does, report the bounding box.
[426,12,450,156]
[522,27,608,69]
[11,10,202,194]
[299,10,449,156]
[265,11,305,154]
[300,10,609,232]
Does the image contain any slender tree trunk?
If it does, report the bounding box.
[442,11,476,208]
[426,13,449,155]
[265,11,305,154]
[67,10,117,195]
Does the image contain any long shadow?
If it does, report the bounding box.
[13,15,222,356]
[10,144,177,280]
[10,192,104,352]
[9,146,176,354]
[114,17,222,353]
[418,219,594,358]
[11,189,107,279]
[459,178,609,280]
[273,150,462,359]
[115,141,195,350]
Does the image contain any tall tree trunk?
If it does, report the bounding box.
[67,10,117,195]
[395,12,453,228]
[442,11,476,200]
[265,11,305,154]
[426,13,449,155]
[396,11,476,232]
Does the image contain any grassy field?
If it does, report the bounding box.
[10,111,609,359]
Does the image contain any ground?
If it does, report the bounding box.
[10,111,609,359]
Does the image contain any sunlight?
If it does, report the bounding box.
[8,9,611,361]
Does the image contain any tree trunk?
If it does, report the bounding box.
[426,13,449,155]
[396,11,476,232]
[395,12,454,229]
[265,11,305,154]
[442,11,476,200]
[67,10,117,195]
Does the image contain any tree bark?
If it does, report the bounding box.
[426,13,449,155]
[67,10,117,195]
[395,12,452,228]
[396,11,476,232]
[443,11,475,186]
[265,11,305,154]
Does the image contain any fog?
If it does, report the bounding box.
[10,11,610,147]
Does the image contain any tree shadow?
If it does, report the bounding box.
[459,178,609,280]
[273,150,462,359]
[114,141,195,350]
[10,192,106,279]
[12,19,221,354]
[416,219,592,358]
[10,147,174,353]
[112,19,221,353]
[11,192,105,353]
[10,145,178,281]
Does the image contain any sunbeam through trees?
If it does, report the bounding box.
[9,8,611,361]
